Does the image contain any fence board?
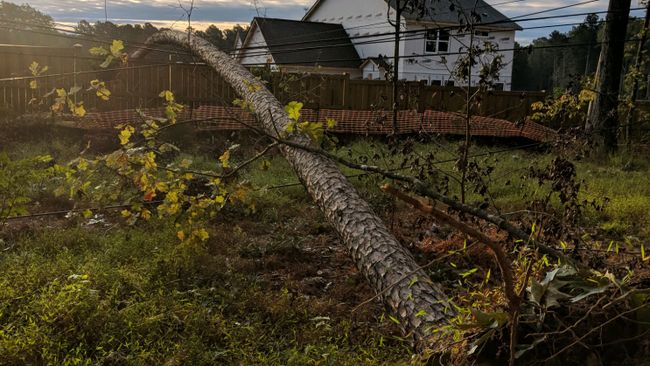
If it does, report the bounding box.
[0,48,555,121]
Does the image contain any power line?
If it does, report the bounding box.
[231,7,645,55]
[2,5,644,60]
[228,7,642,61]
[0,7,644,82]
[0,31,637,83]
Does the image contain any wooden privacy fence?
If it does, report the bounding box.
[1,55,547,121]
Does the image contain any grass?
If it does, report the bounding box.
[243,136,650,239]
[0,218,412,365]
[2,126,649,365]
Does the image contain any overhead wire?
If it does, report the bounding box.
[1,5,644,61]
[0,30,638,83]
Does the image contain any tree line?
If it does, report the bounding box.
[512,13,649,94]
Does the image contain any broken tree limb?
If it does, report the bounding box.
[132,30,453,350]
[381,183,518,309]
[257,131,576,268]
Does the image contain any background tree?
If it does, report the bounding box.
[0,1,67,46]
[512,15,603,91]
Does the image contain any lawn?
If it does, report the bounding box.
[1,123,649,365]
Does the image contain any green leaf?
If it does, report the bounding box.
[89,46,109,56]
[284,101,303,121]
[99,55,114,69]
[110,40,124,56]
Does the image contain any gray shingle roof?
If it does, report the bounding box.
[386,0,522,30]
[253,17,362,68]
[303,0,521,31]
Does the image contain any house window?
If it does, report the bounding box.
[475,30,489,37]
[431,79,442,86]
[425,29,450,53]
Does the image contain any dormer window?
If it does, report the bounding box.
[425,29,449,53]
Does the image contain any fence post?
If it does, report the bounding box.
[168,54,173,91]
[73,44,83,105]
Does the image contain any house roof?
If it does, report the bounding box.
[360,56,391,70]
[303,0,522,31]
[247,17,362,69]
[233,28,248,50]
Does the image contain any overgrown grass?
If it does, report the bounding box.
[0,219,411,365]
[3,128,649,365]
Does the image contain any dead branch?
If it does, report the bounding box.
[381,183,518,308]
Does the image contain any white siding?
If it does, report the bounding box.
[401,23,515,90]
[304,0,517,90]
[239,25,274,66]
[304,0,398,62]
[361,62,384,80]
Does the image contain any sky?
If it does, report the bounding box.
[21,0,649,44]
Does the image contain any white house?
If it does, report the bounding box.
[303,0,521,90]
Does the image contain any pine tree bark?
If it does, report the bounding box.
[586,0,632,154]
[132,30,453,349]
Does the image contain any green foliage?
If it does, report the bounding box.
[513,15,602,91]
[0,2,68,46]
[529,79,594,128]
[194,24,249,52]
[0,153,60,223]
[89,40,127,68]
[0,220,411,365]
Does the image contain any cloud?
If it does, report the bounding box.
[27,0,312,27]
[23,0,650,38]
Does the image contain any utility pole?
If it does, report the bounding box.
[586,0,632,155]
[391,3,403,133]
[624,1,650,147]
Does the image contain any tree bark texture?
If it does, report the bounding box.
[586,0,631,154]
[132,30,453,349]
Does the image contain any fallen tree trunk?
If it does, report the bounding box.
[132,30,453,349]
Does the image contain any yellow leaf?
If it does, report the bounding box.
[29,61,39,75]
[97,87,111,101]
[73,103,86,117]
[155,182,168,192]
[177,230,186,241]
[118,125,134,145]
[77,158,88,171]
[193,228,209,241]
[140,209,151,221]
[121,209,131,218]
[29,80,38,89]
[143,151,157,170]
[166,191,179,203]
[110,40,124,56]
[159,90,174,102]
[284,101,303,121]
[82,209,93,219]
[219,150,231,169]
[326,118,337,129]
[215,195,225,204]
[89,46,109,56]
